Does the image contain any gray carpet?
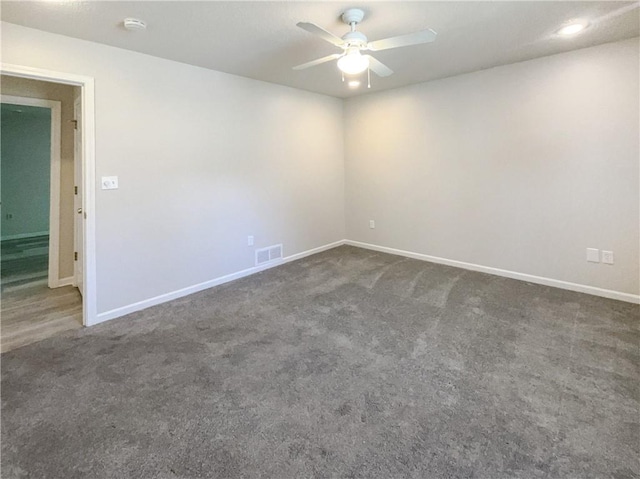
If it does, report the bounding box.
[2,245,638,479]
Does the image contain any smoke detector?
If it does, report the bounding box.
[123,18,147,31]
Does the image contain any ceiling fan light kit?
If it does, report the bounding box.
[337,49,369,75]
[293,7,437,87]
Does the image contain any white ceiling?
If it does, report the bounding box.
[2,1,638,98]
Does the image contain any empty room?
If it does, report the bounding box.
[1,1,638,478]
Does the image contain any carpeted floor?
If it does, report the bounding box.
[1,245,638,478]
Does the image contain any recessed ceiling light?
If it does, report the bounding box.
[123,18,147,31]
[557,21,589,36]
[348,80,360,88]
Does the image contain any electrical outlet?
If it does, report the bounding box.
[601,250,614,265]
[369,220,375,229]
[247,235,254,247]
[586,248,600,263]
[5,213,12,220]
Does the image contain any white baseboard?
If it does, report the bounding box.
[54,276,75,288]
[92,240,345,326]
[92,238,638,326]
[345,240,639,304]
[1,231,48,241]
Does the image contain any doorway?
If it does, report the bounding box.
[0,65,96,350]
[0,89,81,352]
[1,96,62,289]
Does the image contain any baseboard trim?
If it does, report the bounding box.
[92,238,638,326]
[92,240,345,326]
[51,276,74,288]
[345,240,640,304]
[1,231,49,241]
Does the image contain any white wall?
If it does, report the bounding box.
[345,39,639,296]
[2,21,636,315]
[1,22,345,314]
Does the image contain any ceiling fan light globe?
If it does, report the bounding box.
[337,52,369,75]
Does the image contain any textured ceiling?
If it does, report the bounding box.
[1,1,638,98]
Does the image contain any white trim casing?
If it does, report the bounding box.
[72,94,83,293]
[1,95,61,289]
[345,240,640,304]
[94,240,345,325]
[1,63,98,327]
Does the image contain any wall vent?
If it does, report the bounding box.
[255,244,283,266]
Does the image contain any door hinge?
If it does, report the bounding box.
[74,252,78,261]
[74,186,78,195]
[71,119,78,130]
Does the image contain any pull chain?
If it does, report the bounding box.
[367,68,371,88]
[342,72,345,82]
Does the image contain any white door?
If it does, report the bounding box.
[73,96,84,296]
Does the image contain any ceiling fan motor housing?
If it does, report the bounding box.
[341,8,365,25]
[342,30,367,47]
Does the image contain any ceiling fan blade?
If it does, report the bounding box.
[297,22,345,47]
[364,55,393,77]
[293,53,343,71]
[367,28,437,52]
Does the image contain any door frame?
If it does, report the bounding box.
[1,63,97,327]
[1,94,62,288]
[72,95,83,293]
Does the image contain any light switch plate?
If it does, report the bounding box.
[586,248,600,263]
[601,250,614,265]
[101,176,118,190]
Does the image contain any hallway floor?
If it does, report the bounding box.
[1,235,50,289]
[1,235,82,353]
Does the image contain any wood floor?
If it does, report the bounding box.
[1,235,49,288]
[1,235,82,353]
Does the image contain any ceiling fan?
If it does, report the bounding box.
[293,8,437,82]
